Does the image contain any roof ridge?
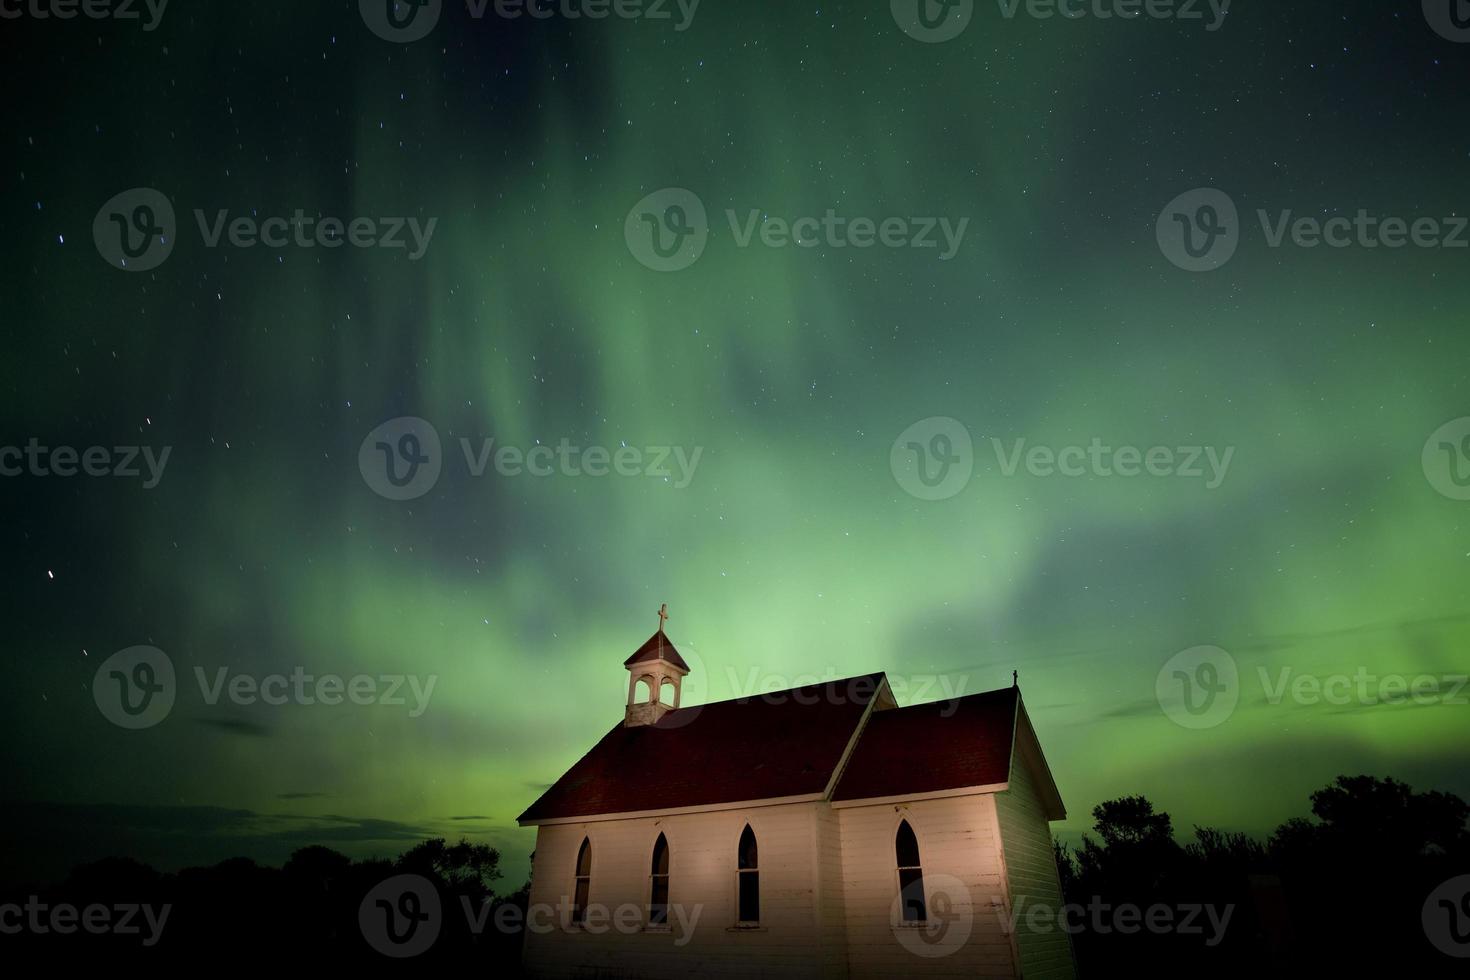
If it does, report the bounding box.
[656,670,888,714]
[883,685,1018,712]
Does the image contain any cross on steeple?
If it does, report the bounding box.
[657,603,669,632]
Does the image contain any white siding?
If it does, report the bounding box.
[519,781,1065,978]
[522,802,830,978]
[813,802,850,977]
[836,795,1019,979]
[994,759,1075,979]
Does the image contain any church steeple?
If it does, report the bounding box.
[624,604,690,727]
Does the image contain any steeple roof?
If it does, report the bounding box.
[623,629,690,673]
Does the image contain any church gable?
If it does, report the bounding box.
[517,670,885,823]
[518,611,1065,825]
[831,687,1020,804]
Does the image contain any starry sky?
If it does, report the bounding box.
[2,1,1468,889]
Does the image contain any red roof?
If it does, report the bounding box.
[517,673,884,822]
[622,630,690,672]
[832,687,1018,801]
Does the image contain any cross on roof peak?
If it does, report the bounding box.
[657,603,669,632]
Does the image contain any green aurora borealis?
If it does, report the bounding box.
[2,1,1468,889]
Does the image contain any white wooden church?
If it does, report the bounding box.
[518,612,1075,978]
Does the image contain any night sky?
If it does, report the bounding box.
[3,1,1468,891]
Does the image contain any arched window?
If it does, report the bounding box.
[895,819,926,922]
[737,824,760,924]
[573,837,592,925]
[649,833,670,926]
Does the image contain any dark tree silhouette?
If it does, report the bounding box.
[1055,775,1469,977]
[4,775,1462,974]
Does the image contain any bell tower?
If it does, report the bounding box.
[624,604,691,727]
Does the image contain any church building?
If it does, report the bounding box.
[517,610,1075,978]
